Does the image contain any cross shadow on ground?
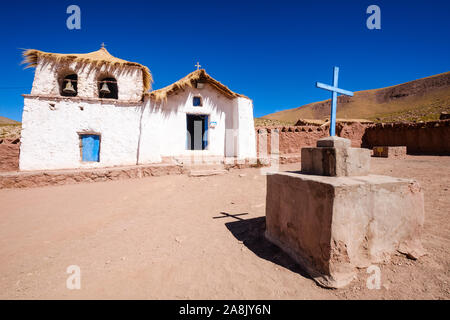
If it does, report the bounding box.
[222,214,312,279]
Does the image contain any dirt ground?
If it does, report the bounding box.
[0,156,449,300]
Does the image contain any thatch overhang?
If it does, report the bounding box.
[148,69,249,103]
[22,48,152,93]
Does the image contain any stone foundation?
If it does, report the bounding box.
[0,164,186,189]
[0,157,269,189]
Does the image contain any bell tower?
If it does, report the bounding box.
[19,47,153,171]
[23,46,151,101]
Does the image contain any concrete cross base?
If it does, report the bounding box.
[265,172,425,288]
[301,137,371,177]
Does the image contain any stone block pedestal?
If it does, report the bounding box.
[265,137,425,288]
[301,136,371,176]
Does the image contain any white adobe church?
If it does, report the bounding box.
[19,46,256,171]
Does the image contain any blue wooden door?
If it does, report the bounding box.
[81,135,100,162]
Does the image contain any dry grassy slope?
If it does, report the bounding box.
[0,116,20,125]
[262,71,450,123]
[0,117,21,140]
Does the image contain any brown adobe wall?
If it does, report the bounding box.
[361,120,450,155]
[255,126,328,156]
[0,139,20,172]
[256,120,450,157]
[255,122,368,156]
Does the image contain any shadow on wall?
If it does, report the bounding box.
[224,215,311,279]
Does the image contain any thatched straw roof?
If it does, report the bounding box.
[148,69,248,102]
[22,47,152,93]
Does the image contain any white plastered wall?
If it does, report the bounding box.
[137,85,256,162]
[142,84,233,158]
[235,97,257,159]
[19,98,144,171]
[19,58,256,170]
[135,99,162,164]
[20,56,146,171]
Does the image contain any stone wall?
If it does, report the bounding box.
[256,122,367,156]
[361,120,450,155]
[256,120,450,157]
[0,139,20,172]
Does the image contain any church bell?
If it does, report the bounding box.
[63,80,76,94]
[100,81,111,94]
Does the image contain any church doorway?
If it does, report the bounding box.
[186,114,208,150]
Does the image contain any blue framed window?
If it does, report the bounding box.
[193,96,202,107]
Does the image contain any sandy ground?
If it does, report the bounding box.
[0,156,449,300]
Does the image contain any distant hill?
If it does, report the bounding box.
[262,71,450,123]
[0,117,21,140]
[0,116,20,126]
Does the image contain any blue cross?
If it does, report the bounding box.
[316,67,354,136]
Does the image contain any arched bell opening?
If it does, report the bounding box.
[98,77,118,99]
[60,74,78,97]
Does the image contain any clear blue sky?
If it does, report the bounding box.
[0,0,449,121]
